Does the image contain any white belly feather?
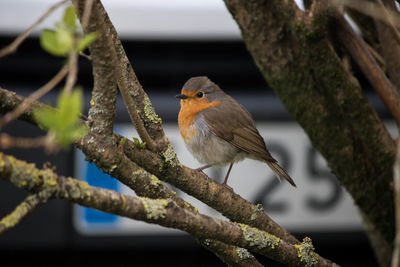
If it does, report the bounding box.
[184,114,247,166]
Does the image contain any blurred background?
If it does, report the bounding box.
[0,0,392,266]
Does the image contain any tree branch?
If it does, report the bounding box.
[374,0,400,95]
[0,152,339,267]
[393,141,400,266]
[0,0,69,58]
[0,96,261,267]
[223,0,395,249]
[331,13,400,128]
[0,193,44,235]
[77,0,168,151]
[0,86,300,246]
[71,0,117,136]
[69,1,302,263]
[0,65,68,130]
[0,133,52,150]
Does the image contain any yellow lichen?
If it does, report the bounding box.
[250,204,263,221]
[140,197,168,220]
[42,169,57,187]
[143,95,162,124]
[120,194,127,211]
[237,223,280,250]
[78,180,91,199]
[90,99,95,106]
[132,169,145,179]
[150,175,162,187]
[109,164,118,173]
[236,247,255,260]
[294,237,318,267]
[0,201,30,228]
[162,144,181,167]
[0,154,5,171]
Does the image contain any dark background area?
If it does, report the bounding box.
[0,36,383,266]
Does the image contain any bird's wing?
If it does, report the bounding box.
[202,95,276,163]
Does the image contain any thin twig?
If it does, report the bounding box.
[331,0,400,28]
[114,65,158,151]
[64,50,78,94]
[79,51,92,60]
[333,14,400,128]
[376,0,400,45]
[81,0,95,29]
[392,141,400,267]
[0,133,49,149]
[364,41,385,67]
[0,0,69,58]
[0,194,44,235]
[0,65,69,129]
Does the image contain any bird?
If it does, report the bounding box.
[176,76,296,187]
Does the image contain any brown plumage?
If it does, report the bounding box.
[177,76,296,187]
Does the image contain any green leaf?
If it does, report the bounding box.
[78,32,98,51]
[133,137,146,150]
[33,88,88,148]
[58,87,83,126]
[40,29,73,57]
[40,29,62,56]
[55,28,74,53]
[34,106,59,130]
[63,5,77,30]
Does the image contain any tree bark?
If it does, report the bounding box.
[224,0,395,258]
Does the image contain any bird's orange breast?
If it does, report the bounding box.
[178,93,220,142]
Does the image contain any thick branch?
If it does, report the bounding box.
[393,142,400,266]
[0,60,263,267]
[73,0,165,151]
[71,0,301,257]
[223,0,395,246]
[72,0,117,136]
[0,152,338,267]
[120,135,300,244]
[0,86,299,246]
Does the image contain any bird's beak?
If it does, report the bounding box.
[176,94,188,99]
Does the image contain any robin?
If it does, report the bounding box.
[176,76,296,187]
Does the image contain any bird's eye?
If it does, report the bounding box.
[196,92,204,98]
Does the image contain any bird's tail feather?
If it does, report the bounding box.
[266,161,296,187]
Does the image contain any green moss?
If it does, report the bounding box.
[294,237,318,267]
[237,223,280,250]
[140,197,168,220]
[270,19,396,242]
[143,95,162,124]
[132,137,145,150]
